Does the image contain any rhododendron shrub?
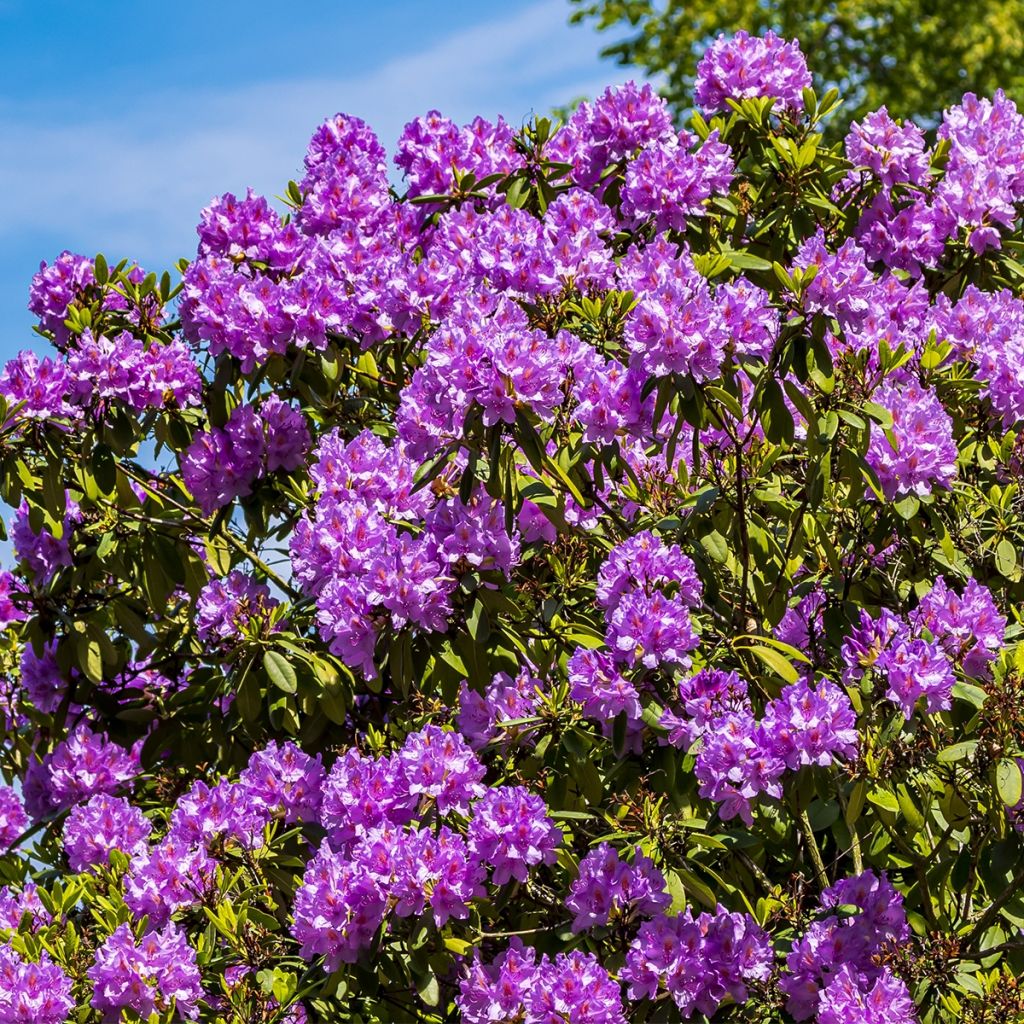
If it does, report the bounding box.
[2,33,1024,1024]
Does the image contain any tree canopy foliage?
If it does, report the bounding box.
[570,0,1024,128]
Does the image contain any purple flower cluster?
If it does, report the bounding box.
[667,670,857,824]
[842,576,1001,718]
[24,724,140,818]
[195,570,281,643]
[458,943,626,1024]
[865,376,957,500]
[783,871,913,1021]
[89,922,203,1021]
[291,428,521,676]
[597,530,702,669]
[695,30,812,114]
[62,794,151,872]
[466,785,562,885]
[181,397,309,514]
[0,785,26,849]
[623,906,773,1017]
[458,669,543,750]
[565,844,669,932]
[568,647,642,749]
[0,944,74,1024]
[11,498,80,586]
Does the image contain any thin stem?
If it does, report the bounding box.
[799,807,829,890]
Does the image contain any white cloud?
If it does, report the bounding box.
[0,0,622,267]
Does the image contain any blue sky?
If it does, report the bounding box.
[0,0,625,360]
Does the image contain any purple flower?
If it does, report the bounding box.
[398,724,485,817]
[817,964,916,1024]
[195,571,280,643]
[0,351,78,423]
[761,679,860,770]
[458,943,626,1024]
[911,576,1005,677]
[123,836,218,927]
[28,725,139,817]
[457,670,542,750]
[622,129,733,231]
[623,907,773,1017]
[239,740,324,823]
[467,785,562,885]
[566,844,669,932]
[62,794,151,872]
[0,785,27,850]
[291,844,388,969]
[865,377,957,500]
[0,944,74,1024]
[695,31,812,114]
[694,711,785,825]
[89,922,203,1022]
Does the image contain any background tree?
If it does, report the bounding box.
[569,0,1024,128]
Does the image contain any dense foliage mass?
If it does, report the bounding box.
[3,29,1024,1024]
[569,0,1024,129]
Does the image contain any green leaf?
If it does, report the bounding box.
[867,787,900,814]
[996,758,1023,808]
[263,650,298,694]
[937,741,978,763]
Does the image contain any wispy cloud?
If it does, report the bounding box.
[0,1,619,268]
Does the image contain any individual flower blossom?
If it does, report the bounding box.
[260,394,310,472]
[783,871,911,1020]
[168,777,268,851]
[565,844,670,932]
[291,844,388,969]
[19,640,71,715]
[123,836,218,927]
[395,111,522,200]
[0,571,25,629]
[66,330,201,410]
[319,748,418,846]
[720,277,779,361]
[0,785,27,850]
[89,922,203,1022]
[662,668,751,750]
[844,107,931,190]
[623,249,730,381]
[596,531,702,612]
[0,944,74,1024]
[398,724,485,817]
[28,250,96,341]
[195,571,280,642]
[876,635,955,719]
[568,647,642,724]
[467,785,562,885]
[816,964,917,1024]
[761,678,860,770]
[181,404,266,515]
[355,823,485,926]
[695,31,812,114]
[623,907,773,1017]
[865,377,957,500]
[425,495,520,578]
[607,588,701,670]
[62,794,151,872]
[239,741,325,823]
